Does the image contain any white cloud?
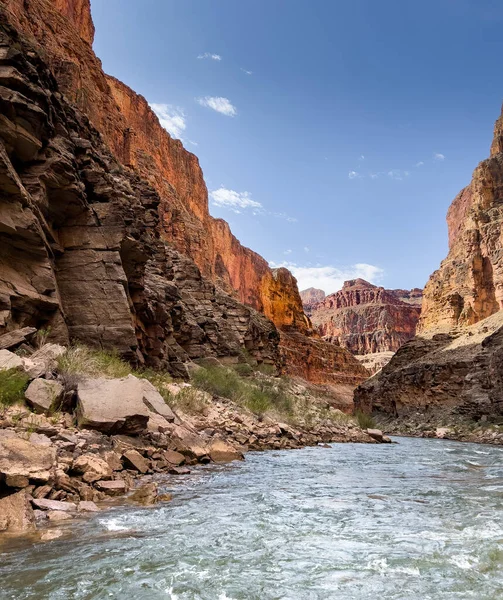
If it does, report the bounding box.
[209,187,261,213]
[304,246,310,253]
[210,186,296,221]
[197,96,237,117]
[359,155,365,161]
[198,53,222,61]
[150,103,186,140]
[416,161,424,167]
[241,68,253,75]
[269,262,385,295]
[284,249,292,255]
[348,171,360,179]
[387,169,410,181]
[434,153,445,161]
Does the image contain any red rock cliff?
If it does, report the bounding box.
[54,0,94,44]
[4,0,301,330]
[2,0,368,390]
[418,106,503,333]
[305,279,422,355]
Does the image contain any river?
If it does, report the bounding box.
[1,437,502,599]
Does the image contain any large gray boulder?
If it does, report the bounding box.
[76,375,176,434]
[24,378,64,414]
[0,435,56,487]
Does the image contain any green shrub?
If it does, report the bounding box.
[57,345,132,379]
[233,363,254,377]
[355,410,376,430]
[0,369,30,407]
[192,365,294,418]
[192,365,244,401]
[256,363,276,376]
[168,387,207,414]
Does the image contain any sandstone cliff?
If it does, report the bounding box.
[0,0,367,389]
[0,14,281,377]
[303,279,422,355]
[4,0,301,324]
[355,104,503,420]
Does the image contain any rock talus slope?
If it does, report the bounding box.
[355,106,503,419]
[0,0,367,389]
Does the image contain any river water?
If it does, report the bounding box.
[1,437,502,599]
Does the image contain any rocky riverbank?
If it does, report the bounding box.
[376,414,503,446]
[0,334,383,544]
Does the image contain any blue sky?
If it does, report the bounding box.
[92,0,503,294]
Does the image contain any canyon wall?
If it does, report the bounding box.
[302,279,422,356]
[0,15,279,377]
[4,0,299,323]
[0,0,368,390]
[355,106,503,420]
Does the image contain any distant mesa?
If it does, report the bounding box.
[301,279,422,373]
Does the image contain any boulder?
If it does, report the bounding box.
[366,429,384,443]
[122,449,149,474]
[0,349,24,371]
[171,425,209,460]
[436,427,452,439]
[31,498,77,512]
[208,438,244,463]
[76,375,175,434]
[0,436,56,486]
[46,510,73,522]
[95,479,127,497]
[0,327,37,350]
[168,466,191,475]
[71,454,112,483]
[78,501,100,512]
[147,412,173,434]
[129,482,158,505]
[25,379,64,414]
[163,450,185,466]
[0,491,36,533]
[28,432,53,447]
[22,344,66,379]
[102,450,123,471]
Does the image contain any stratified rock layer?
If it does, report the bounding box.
[4,0,304,328]
[304,279,422,355]
[355,104,503,420]
[0,14,278,375]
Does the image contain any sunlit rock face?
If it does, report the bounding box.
[5,0,306,328]
[303,279,422,355]
[355,104,503,419]
[1,0,368,389]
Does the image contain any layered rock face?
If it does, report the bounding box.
[0,0,367,389]
[4,0,301,326]
[355,105,503,420]
[304,279,422,355]
[0,15,278,376]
